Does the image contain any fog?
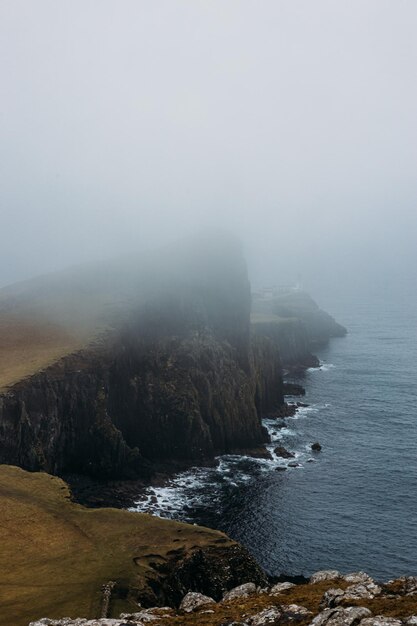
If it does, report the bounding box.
[1,0,416,298]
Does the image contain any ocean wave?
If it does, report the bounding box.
[130,400,321,520]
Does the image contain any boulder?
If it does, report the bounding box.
[270,581,296,594]
[248,606,282,625]
[321,581,381,608]
[311,442,322,451]
[281,604,313,618]
[310,570,341,583]
[360,615,402,626]
[179,591,216,613]
[310,606,372,626]
[383,576,417,596]
[342,582,382,601]
[359,618,403,626]
[274,446,295,458]
[320,588,346,608]
[344,572,374,585]
[223,582,258,601]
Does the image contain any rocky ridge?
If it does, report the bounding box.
[28,571,417,626]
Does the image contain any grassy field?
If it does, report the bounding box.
[0,465,231,626]
[0,315,86,391]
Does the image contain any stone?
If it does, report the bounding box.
[120,608,173,619]
[344,572,374,585]
[274,446,295,458]
[311,442,322,451]
[248,606,282,625]
[310,606,372,626]
[281,604,313,618]
[270,581,296,594]
[405,617,417,626]
[179,591,216,613]
[342,582,382,601]
[321,581,381,609]
[359,618,403,626]
[223,582,257,601]
[310,570,341,583]
[384,576,417,596]
[288,462,300,467]
[320,588,346,608]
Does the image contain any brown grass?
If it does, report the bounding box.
[0,315,86,391]
[0,465,232,626]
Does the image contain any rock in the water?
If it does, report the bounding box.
[288,461,300,467]
[274,446,295,458]
[310,606,372,626]
[179,591,216,613]
[223,582,257,601]
[270,581,296,594]
[310,570,341,583]
[311,442,322,451]
[248,606,282,625]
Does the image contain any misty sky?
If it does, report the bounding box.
[1,1,416,294]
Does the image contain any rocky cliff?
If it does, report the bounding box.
[251,290,346,370]
[31,573,417,626]
[0,236,283,479]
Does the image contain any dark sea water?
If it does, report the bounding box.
[132,286,417,581]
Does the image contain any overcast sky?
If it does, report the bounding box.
[1,0,416,294]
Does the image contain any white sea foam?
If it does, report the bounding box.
[130,401,321,520]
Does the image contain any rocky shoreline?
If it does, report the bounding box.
[29,570,417,626]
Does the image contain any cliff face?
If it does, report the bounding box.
[251,290,346,370]
[251,318,319,372]
[269,291,347,347]
[0,237,282,479]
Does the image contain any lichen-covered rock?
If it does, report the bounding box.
[359,618,403,626]
[222,583,257,601]
[320,588,346,608]
[179,591,216,613]
[310,606,372,626]
[384,577,417,596]
[344,572,375,585]
[342,582,382,601]
[310,570,341,584]
[270,581,296,594]
[281,604,313,618]
[248,606,282,625]
[321,581,381,609]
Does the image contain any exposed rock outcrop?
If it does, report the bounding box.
[28,569,417,626]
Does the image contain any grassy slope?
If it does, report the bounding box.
[0,315,87,391]
[0,465,232,626]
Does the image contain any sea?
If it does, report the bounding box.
[130,284,417,582]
